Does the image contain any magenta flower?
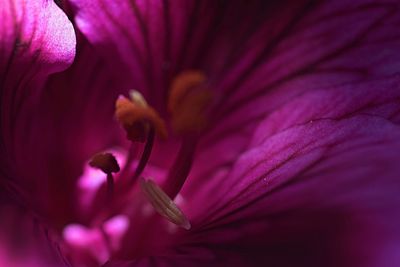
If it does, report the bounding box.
[1,0,400,266]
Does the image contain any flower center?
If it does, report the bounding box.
[63,71,210,264]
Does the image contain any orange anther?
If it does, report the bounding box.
[168,71,206,113]
[115,92,167,142]
[168,71,212,134]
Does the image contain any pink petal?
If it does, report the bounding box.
[0,197,70,267]
[24,1,400,265]
[68,0,400,187]
[189,0,400,189]
[9,36,129,228]
[183,76,400,266]
[103,246,246,267]
[0,0,76,210]
[68,0,400,115]
[101,76,400,266]
[0,0,76,145]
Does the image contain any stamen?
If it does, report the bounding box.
[131,127,155,183]
[115,91,167,142]
[168,71,212,134]
[117,144,138,185]
[106,173,114,199]
[89,153,120,199]
[89,153,120,174]
[129,90,148,107]
[163,139,197,200]
[140,178,191,230]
